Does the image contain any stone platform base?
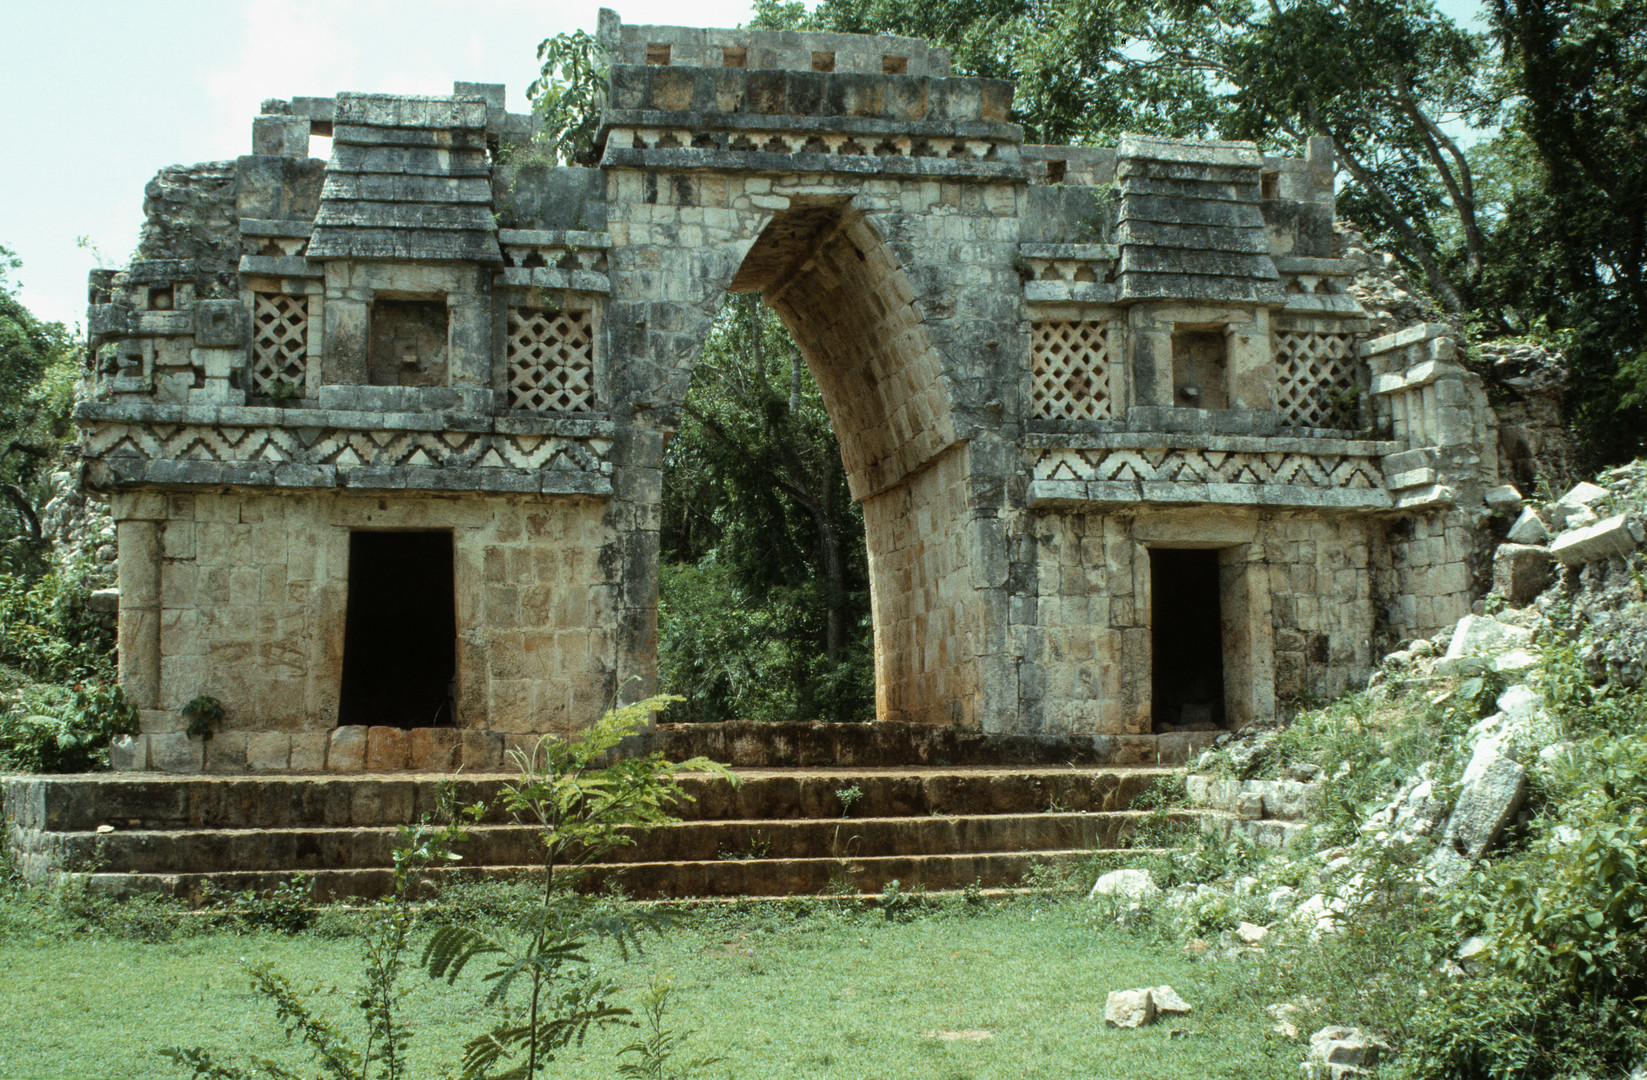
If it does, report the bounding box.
[112,721,1220,774]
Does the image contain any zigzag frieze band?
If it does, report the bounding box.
[82,422,613,476]
[1030,447,1385,490]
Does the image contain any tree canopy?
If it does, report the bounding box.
[0,246,78,563]
[775,0,1647,466]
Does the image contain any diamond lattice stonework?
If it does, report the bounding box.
[1031,320,1113,421]
[507,308,596,413]
[1274,331,1359,428]
[250,293,309,396]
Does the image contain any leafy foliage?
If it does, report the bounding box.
[182,694,225,740]
[660,298,873,724]
[0,560,111,683]
[162,812,482,1080]
[1484,0,1647,466]
[526,29,609,167]
[0,678,136,773]
[615,980,725,1080]
[0,245,79,564]
[417,695,738,1080]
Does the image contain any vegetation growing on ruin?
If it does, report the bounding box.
[0,247,127,773]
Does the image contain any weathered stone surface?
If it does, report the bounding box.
[109,734,149,771]
[365,727,409,770]
[1304,1027,1391,1079]
[150,733,200,773]
[1506,507,1549,545]
[246,733,291,771]
[327,727,368,771]
[1149,985,1192,1016]
[1550,514,1643,565]
[1104,989,1156,1029]
[1103,985,1191,1028]
[1549,481,1607,529]
[1484,484,1522,512]
[1429,752,1528,886]
[74,15,1498,773]
[1438,615,1534,673]
[1492,543,1552,606]
[1090,867,1160,906]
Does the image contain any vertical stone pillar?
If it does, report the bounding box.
[113,502,164,711]
[1127,306,1175,408]
[1225,309,1273,411]
[323,265,370,384]
[446,290,492,391]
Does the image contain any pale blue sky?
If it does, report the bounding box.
[3,0,1490,332]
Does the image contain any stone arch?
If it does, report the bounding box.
[732,201,960,500]
[723,200,989,729]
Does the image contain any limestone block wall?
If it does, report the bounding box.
[112,489,617,773]
[862,445,983,728]
[1013,508,1378,736]
[1365,323,1498,646]
[1261,515,1378,703]
[598,148,1028,733]
[77,30,1515,762]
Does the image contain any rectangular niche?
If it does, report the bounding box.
[339,530,457,729]
[1171,325,1229,409]
[368,296,448,387]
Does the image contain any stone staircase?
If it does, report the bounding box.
[3,762,1201,902]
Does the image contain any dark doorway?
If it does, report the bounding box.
[340,531,456,728]
[1150,548,1226,731]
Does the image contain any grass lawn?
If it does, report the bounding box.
[0,894,1301,1079]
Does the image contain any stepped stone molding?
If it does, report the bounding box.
[308,93,502,264]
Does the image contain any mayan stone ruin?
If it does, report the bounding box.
[76,10,1501,775]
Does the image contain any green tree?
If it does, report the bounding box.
[660,297,873,725]
[424,696,737,1079]
[802,0,1498,317]
[789,0,1225,144]
[0,246,79,562]
[1481,0,1647,465]
[526,28,609,166]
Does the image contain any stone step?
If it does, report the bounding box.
[22,811,1193,875]
[4,766,1176,831]
[86,848,1121,902]
[3,762,1194,901]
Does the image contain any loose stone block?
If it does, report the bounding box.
[1550,514,1642,566]
[1492,543,1552,606]
[1103,989,1156,1029]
